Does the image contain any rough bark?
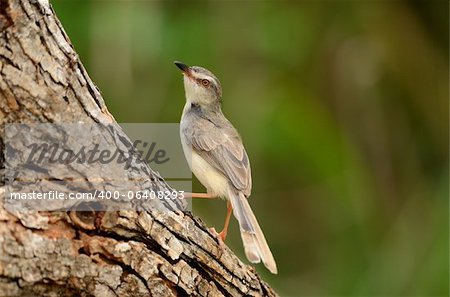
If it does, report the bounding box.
[0,0,277,296]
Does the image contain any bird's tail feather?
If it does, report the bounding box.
[229,192,278,274]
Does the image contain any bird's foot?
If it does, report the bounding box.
[218,229,228,242]
[209,227,227,248]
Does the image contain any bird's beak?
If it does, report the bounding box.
[174,61,190,75]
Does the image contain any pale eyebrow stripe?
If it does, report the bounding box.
[192,71,220,95]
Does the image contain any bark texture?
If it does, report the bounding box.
[0,0,277,296]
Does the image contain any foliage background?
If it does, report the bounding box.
[53,1,448,296]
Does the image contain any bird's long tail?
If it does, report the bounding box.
[229,191,278,274]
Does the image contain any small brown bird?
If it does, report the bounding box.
[175,61,277,274]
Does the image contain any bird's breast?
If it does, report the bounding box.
[179,118,229,199]
[189,150,230,199]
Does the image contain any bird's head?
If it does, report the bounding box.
[174,61,222,107]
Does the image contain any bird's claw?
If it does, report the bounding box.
[209,227,227,248]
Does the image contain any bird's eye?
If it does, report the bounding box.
[201,79,210,86]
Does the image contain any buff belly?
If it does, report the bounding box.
[181,139,229,199]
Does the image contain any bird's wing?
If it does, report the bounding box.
[188,118,252,196]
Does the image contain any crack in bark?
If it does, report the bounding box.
[149,211,251,295]
[96,252,150,297]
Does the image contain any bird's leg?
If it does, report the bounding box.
[181,192,216,199]
[218,202,233,241]
[181,193,231,243]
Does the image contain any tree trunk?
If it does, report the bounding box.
[0,0,278,296]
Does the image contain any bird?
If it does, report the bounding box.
[174,61,277,274]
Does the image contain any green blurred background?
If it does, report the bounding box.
[53,1,448,296]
